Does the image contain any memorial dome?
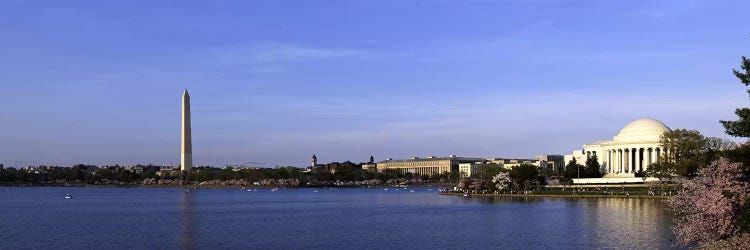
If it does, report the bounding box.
[613,118,670,142]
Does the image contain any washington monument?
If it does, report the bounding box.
[181,89,192,174]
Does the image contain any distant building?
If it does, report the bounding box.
[564,151,586,169]
[193,166,221,178]
[362,163,377,172]
[362,155,377,172]
[311,154,317,168]
[485,158,537,169]
[499,160,539,169]
[156,166,179,178]
[535,154,565,172]
[458,162,483,178]
[376,155,485,176]
[124,165,144,174]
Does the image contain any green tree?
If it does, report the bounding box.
[475,163,502,180]
[704,137,738,164]
[16,169,39,183]
[313,168,334,182]
[95,168,112,180]
[585,155,603,178]
[218,167,236,180]
[116,170,133,183]
[721,56,750,138]
[142,170,157,179]
[2,168,18,183]
[563,158,584,179]
[194,171,213,182]
[332,162,356,181]
[657,129,707,177]
[508,163,541,190]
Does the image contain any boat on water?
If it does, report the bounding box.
[312,190,319,193]
[463,193,470,198]
[271,188,279,192]
[383,188,389,191]
[410,190,415,193]
[64,194,73,199]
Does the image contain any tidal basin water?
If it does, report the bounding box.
[0,187,682,249]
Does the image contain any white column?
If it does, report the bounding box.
[624,148,628,173]
[620,149,624,173]
[606,150,610,173]
[614,149,618,173]
[615,149,619,173]
[632,148,636,173]
[605,150,609,173]
[631,148,636,173]
[618,149,622,173]
[626,149,631,173]
[635,148,641,173]
[648,148,653,170]
[608,150,613,173]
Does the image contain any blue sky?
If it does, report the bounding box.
[1,0,749,167]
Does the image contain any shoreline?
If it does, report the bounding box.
[439,192,670,199]
[0,183,449,189]
[3,184,672,199]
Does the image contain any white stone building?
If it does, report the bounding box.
[458,162,480,178]
[564,118,670,178]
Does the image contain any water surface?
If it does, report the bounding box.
[0,187,681,249]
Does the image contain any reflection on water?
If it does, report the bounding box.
[0,188,681,249]
[587,198,676,248]
[180,191,195,250]
[465,196,678,249]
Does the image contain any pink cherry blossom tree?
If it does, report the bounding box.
[668,158,750,248]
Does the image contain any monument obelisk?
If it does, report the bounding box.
[181,89,192,176]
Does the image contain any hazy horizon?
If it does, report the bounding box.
[1,0,749,167]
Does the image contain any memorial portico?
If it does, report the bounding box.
[567,118,670,178]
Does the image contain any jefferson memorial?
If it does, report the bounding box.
[564,118,670,178]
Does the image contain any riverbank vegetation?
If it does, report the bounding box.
[0,163,460,188]
[661,55,750,249]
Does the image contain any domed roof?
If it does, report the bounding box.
[613,118,670,142]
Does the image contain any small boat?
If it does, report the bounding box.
[383,188,389,191]
[246,189,253,192]
[410,190,415,193]
[65,194,73,199]
[462,193,470,198]
[312,190,319,193]
[271,188,278,192]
